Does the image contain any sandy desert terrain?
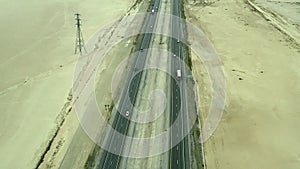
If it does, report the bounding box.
[186,0,300,169]
[1,0,300,168]
[0,0,131,168]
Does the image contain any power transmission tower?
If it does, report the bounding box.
[75,13,87,55]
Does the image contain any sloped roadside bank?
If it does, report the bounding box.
[34,0,137,168]
[247,0,300,45]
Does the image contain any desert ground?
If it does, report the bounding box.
[187,0,300,169]
[1,0,300,169]
[0,0,131,168]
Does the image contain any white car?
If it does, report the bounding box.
[176,69,182,78]
[125,111,129,117]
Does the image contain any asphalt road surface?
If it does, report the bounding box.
[96,0,194,168]
[95,0,161,168]
[169,0,192,168]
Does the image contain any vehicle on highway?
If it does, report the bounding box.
[177,39,180,43]
[125,111,129,117]
[177,69,181,78]
[151,9,155,14]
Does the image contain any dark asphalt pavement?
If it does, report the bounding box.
[96,0,161,168]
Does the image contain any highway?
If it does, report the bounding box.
[169,0,192,168]
[95,0,161,168]
[95,0,194,168]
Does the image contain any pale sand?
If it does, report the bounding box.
[0,0,131,168]
[186,0,300,169]
[39,2,143,168]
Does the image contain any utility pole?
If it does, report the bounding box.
[75,13,87,55]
